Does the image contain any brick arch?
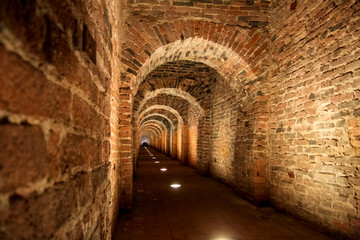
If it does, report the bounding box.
[140,124,163,133]
[137,88,205,117]
[140,120,167,132]
[138,105,183,126]
[139,109,179,128]
[140,123,162,135]
[141,115,172,132]
[123,18,269,95]
[141,131,154,139]
[133,60,218,113]
[140,113,174,129]
[139,95,190,124]
[131,37,257,96]
[141,129,157,138]
[140,124,165,147]
[138,106,184,127]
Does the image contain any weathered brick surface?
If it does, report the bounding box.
[60,134,102,170]
[0,0,123,239]
[133,61,217,112]
[0,44,71,122]
[188,106,199,168]
[139,94,190,123]
[72,94,107,136]
[208,76,238,183]
[268,0,360,238]
[177,126,184,161]
[0,124,48,193]
[1,181,77,239]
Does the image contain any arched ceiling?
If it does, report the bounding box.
[138,94,190,124]
[126,3,271,137]
[133,61,217,106]
[136,87,205,117]
[140,124,162,135]
[140,120,166,131]
[141,130,156,138]
[132,60,223,132]
[138,105,183,126]
[140,117,170,131]
[140,113,174,130]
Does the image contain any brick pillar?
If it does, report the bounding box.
[118,86,133,210]
[181,124,188,165]
[172,129,178,159]
[156,136,160,150]
[166,129,171,156]
[197,115,211,176]
[162,130,167,154]
[177,125,183,161]
[188,124,198,168]
[133,125,140,168]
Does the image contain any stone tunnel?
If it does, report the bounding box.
[0,0,359,239]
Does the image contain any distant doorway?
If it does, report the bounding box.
[140,135,150,146]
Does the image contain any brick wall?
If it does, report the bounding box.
[209,75,238,183]
[188,105,199,168]
[0,0,123,239]
[269,0,360,237]
[177,125,183,161]
[172,129,178,159]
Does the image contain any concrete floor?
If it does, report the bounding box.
[113,147,333,240]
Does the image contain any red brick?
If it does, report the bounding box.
[0,45,71,122]
[60,134,102,170]
[1,180,77,239]
[0,124,48,193]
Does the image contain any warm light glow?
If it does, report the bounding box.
[154,161,160,164]
[152,157,156,159]
[160,168,167,171]
[170,184,181,188]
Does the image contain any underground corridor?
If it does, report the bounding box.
[113,146,332,239]
[0,0,360,239]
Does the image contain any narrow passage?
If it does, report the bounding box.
[114,147,332,240]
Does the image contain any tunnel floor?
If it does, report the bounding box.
[113,147,332,240]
